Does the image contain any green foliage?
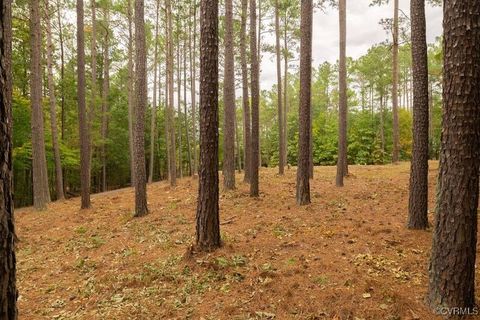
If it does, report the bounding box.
[10,0,443,206]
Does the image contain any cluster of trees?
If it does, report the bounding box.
[10,0,445,207]
[1,0,479,318]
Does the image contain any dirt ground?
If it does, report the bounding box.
[15,162,480,319]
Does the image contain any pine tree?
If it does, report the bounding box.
[127,0,135,186]
[240,0,251,183]
[45,0,65,200]
[77,0,91,209]
[296,0,312,206]
[30,0,51,210]
[336,0,347,187]
[166,0,177,186]
[407,0,429,229]
[100,4,110,192]
[223,0,236,190]
[0,0,18,316]
[133,0,148,217]
[392,0,400,163]
[274,0,285,175]
[196,0,221,250]
[427,0,480,311]
[149,0,160,184]
[249,0,260,197]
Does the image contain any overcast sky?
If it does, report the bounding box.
[259,0,443,90]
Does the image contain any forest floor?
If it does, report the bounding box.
[16,161,476,320]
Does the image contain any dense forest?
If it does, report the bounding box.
[10,0,443,207]
[1,0,479,318]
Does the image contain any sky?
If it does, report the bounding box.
[258,0,443,90]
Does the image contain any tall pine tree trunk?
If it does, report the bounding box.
[45,0,65,200]
[336,0,347,187]
[149,0,160,184]
[249,0,259,197]
[196,0,221,251]
[380,93,385,159]
[183,37,192,176]
[274,0,284,175]
[127,0,135,186]
[257,0,262,168]
[56,0,66,141]
[30,0,51,210]
[427,1,480,311]
[133,0,148,217]
[240,0,251,183]
[166,0,177,186]
[164,27,171,181]
[223,0,236,190]
[283,20,288,166]
[176,19,183,179]
[189,1,198,176]
[0,1,18,315]
[100,6,110,192]
[407,0,429,229]
[89,0,97,186]
[391,0,400,163]
[428,80,433,156]
[235,114,242,172]
[296,0,312,206]
[77,0,91,209]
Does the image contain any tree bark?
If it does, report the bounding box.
[77,0,91,209]
[257,0,262,168]
[296,0,312,206]
[235,113,242,172]
[336,0,347,187]
[196,0,221,251]
[166,0,177,186]
[189,1,198,176]
[100,6,110,192]
[30,0,51,210]
[164,28,171,181]
[392,0,400,163]
[249,0,259,197]
[0,1,18,316]
[45,0,65,200]
[223,0,236,190]
[149,0,160,184]
[380,93,385,159]
[89,0,97,185]
[56,0,65,141]
[427,1,480,312]
[274,0,284,175]
[183,36,192,176]
[176,17,183,179]
[407,0,429,230]
[127,0,135,186]
[240,0,251,183]
[133,0,148,217]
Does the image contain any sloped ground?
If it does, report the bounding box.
[16,162,476,319]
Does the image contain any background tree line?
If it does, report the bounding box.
[10,0,443,207]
